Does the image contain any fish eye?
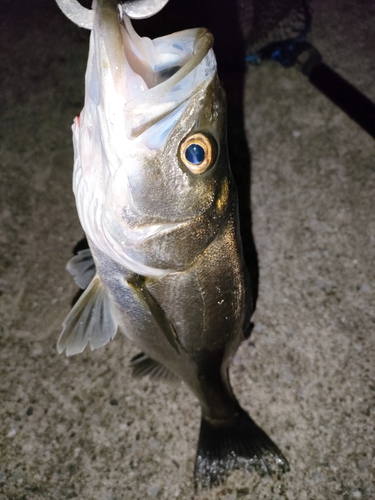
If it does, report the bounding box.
[179,132,216,175]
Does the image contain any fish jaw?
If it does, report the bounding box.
[72,0,229,275]
[121,19,216,139]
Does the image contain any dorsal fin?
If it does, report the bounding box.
[57,275,118,356]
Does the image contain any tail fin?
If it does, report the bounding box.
[194,409,289,489]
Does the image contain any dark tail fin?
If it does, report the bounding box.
[194,408,289,489]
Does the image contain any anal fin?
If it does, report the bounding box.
[57,275,118,356]
[131,352,179,384]
[194,408,289,489]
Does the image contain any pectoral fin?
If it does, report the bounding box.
[128,276,183,354]
[66,248,96,289]
[57,275,118,356]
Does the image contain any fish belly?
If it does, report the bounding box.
[90,213,251,418]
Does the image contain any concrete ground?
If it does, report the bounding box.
[1,0,374,499]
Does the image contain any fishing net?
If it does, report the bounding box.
[246,0,311,64]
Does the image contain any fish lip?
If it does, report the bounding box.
[118,6,213,88]
[118,8,215,138]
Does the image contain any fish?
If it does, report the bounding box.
[55,0,289,488]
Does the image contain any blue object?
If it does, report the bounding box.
[185,144,205,164]
[246,38,311,67]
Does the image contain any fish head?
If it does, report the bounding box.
[74,0,234,275]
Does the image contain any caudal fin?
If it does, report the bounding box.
[194,409,289,489]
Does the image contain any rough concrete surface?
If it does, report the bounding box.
[1,0,374,499]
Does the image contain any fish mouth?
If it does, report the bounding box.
[94,1,215,140]
[119,10,215,139]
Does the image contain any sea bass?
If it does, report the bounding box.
[55,0,288,487]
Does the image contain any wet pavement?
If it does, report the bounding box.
[1,0,374,498]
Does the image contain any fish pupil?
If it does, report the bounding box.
[185,144,205,164]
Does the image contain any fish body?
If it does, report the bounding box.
[57,0,288,487]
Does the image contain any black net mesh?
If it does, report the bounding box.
[246,0,311,57]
